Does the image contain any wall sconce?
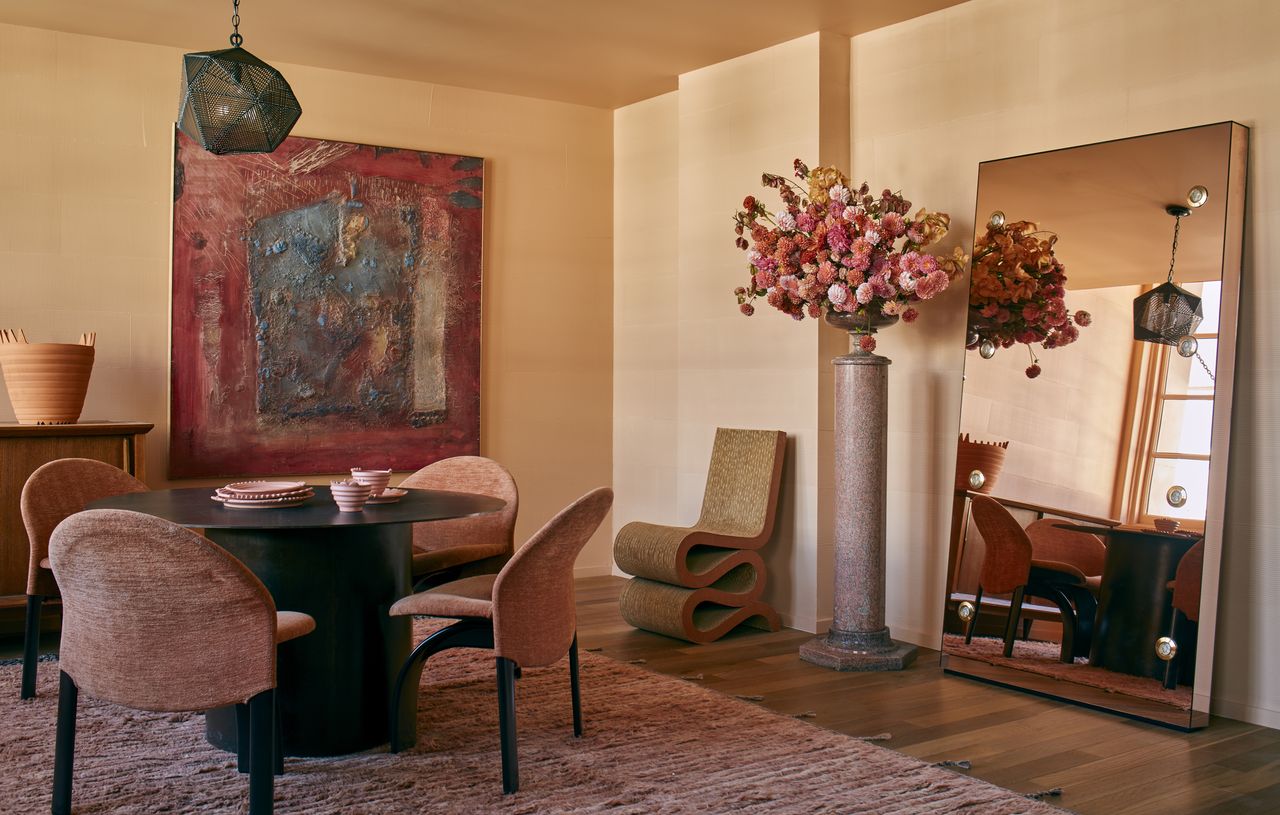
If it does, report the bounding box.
[1133,203,1204,348]
[177,0,301,155]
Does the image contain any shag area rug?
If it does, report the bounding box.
[2,622,1065,814]
[943,634,1191,710]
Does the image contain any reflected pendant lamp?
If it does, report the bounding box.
[1133,204,1203,345]
[177,0,301,155]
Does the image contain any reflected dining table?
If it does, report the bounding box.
[87,485,505,756]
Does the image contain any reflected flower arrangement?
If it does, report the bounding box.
[967,218,1091,378]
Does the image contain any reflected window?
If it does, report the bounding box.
[1139,281,1218,523]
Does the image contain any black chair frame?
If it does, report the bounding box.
[53,671,278,815]
[964,568,1097,663]
[388,617,582,794]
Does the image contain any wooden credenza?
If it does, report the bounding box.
[0,422,153,625]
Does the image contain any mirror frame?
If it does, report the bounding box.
[940,121,1249,729]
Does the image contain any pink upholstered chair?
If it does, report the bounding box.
[19,458,148,699]
[1024,518,1107,596]
[398,456,519,590]
[1163,539,1205,689]
[48,509,315,815]
[387,487,613,794]
[967,496,1097,662]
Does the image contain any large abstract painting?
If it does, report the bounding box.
[170,131,483,477]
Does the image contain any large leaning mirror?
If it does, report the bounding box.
[940,122,1248,729]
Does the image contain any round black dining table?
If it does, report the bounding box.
[87,485,505,756]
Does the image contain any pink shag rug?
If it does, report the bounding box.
[0,621,1067,814]
[944,634,1191,710]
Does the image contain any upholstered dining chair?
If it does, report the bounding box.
[48,509,316,815]
[966,496,1098,663]
[19,458,148,699]
[1163,539,1205,689]
[1024,518,1107,596]
[398,456,519,590]
[387,487,613,794]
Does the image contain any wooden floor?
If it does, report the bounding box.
[575,576,1280,815]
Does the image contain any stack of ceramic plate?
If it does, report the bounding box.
[212,480,314,509]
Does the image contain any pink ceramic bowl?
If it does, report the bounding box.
[331,480,373,512]
[350,468,393,496]
[1153,517,1181,534]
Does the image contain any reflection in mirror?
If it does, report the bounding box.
[941,122,1248,729]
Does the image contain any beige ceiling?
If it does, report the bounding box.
[0,0,964,109]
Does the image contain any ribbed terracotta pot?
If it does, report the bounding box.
[954,433,1008,494]
[0,343,95,424]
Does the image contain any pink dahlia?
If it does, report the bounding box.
[859,335,877,353]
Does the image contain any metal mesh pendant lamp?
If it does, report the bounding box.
[177,0,301,155]
[1133,204,1203,346]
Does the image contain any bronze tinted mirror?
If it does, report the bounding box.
[941,122,1248,729]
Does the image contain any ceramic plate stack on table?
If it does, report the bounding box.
[212,481,314,509]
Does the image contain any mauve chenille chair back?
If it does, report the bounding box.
[18,457,147,699]
[49,509,298,815]
[51,509,278,712]
[970,495,1032,594]
[399,456,519,583]
[1172,539,1205,622]
[492,487,613,668]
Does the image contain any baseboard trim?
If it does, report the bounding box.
[1211,697,1280,729]
[574,564,617,579]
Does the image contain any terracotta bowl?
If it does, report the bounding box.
[330,481,373,512]
[1153,517,1181,534]
[350,468,392,496]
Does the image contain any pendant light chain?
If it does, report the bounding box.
[1166,213,1181,283]
[230,0,241,47]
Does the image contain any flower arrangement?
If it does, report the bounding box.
[967,217,1091,378]
[732,159,965,352]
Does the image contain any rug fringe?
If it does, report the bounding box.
[933,759,971,770]
[1025,787,1063,800]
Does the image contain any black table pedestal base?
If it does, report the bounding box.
[204,524,411,757]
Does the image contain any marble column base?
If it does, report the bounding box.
[799,626,918,672]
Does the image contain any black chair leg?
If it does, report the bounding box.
[964,587,983,644]
[1022,618,1032,640]
[52,671,78,815]
[248,689,274,815]
[389,618,494,752]
[497,657,519,794]
[569,633,583,738]
[22,594,43,700]
[1002,586,1025,658]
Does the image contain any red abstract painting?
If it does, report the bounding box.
[170,131,482,477]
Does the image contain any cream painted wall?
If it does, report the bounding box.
[960,285,1138,518]
[612,34,852,631]
[853,0,1280,727]
[0,23,615,573]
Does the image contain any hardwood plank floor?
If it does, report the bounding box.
[575,576,1280,815]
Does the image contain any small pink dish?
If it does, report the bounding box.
[350,468,393,496]
[331,479,373,512]
[1153,517,1181,534]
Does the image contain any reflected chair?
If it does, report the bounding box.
[1163,539,1204,689]
[48,509,315,815]
[966,496,1098,662]
[1025,518,1107,597]
[19,458,148,699]
[614,428,785,642]
[387,487,613,794]
[398,456,519,590]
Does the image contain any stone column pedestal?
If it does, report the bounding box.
[800,342,917,671]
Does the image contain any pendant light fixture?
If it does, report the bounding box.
[1133,203,1204,347]
[177,0,301,155]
